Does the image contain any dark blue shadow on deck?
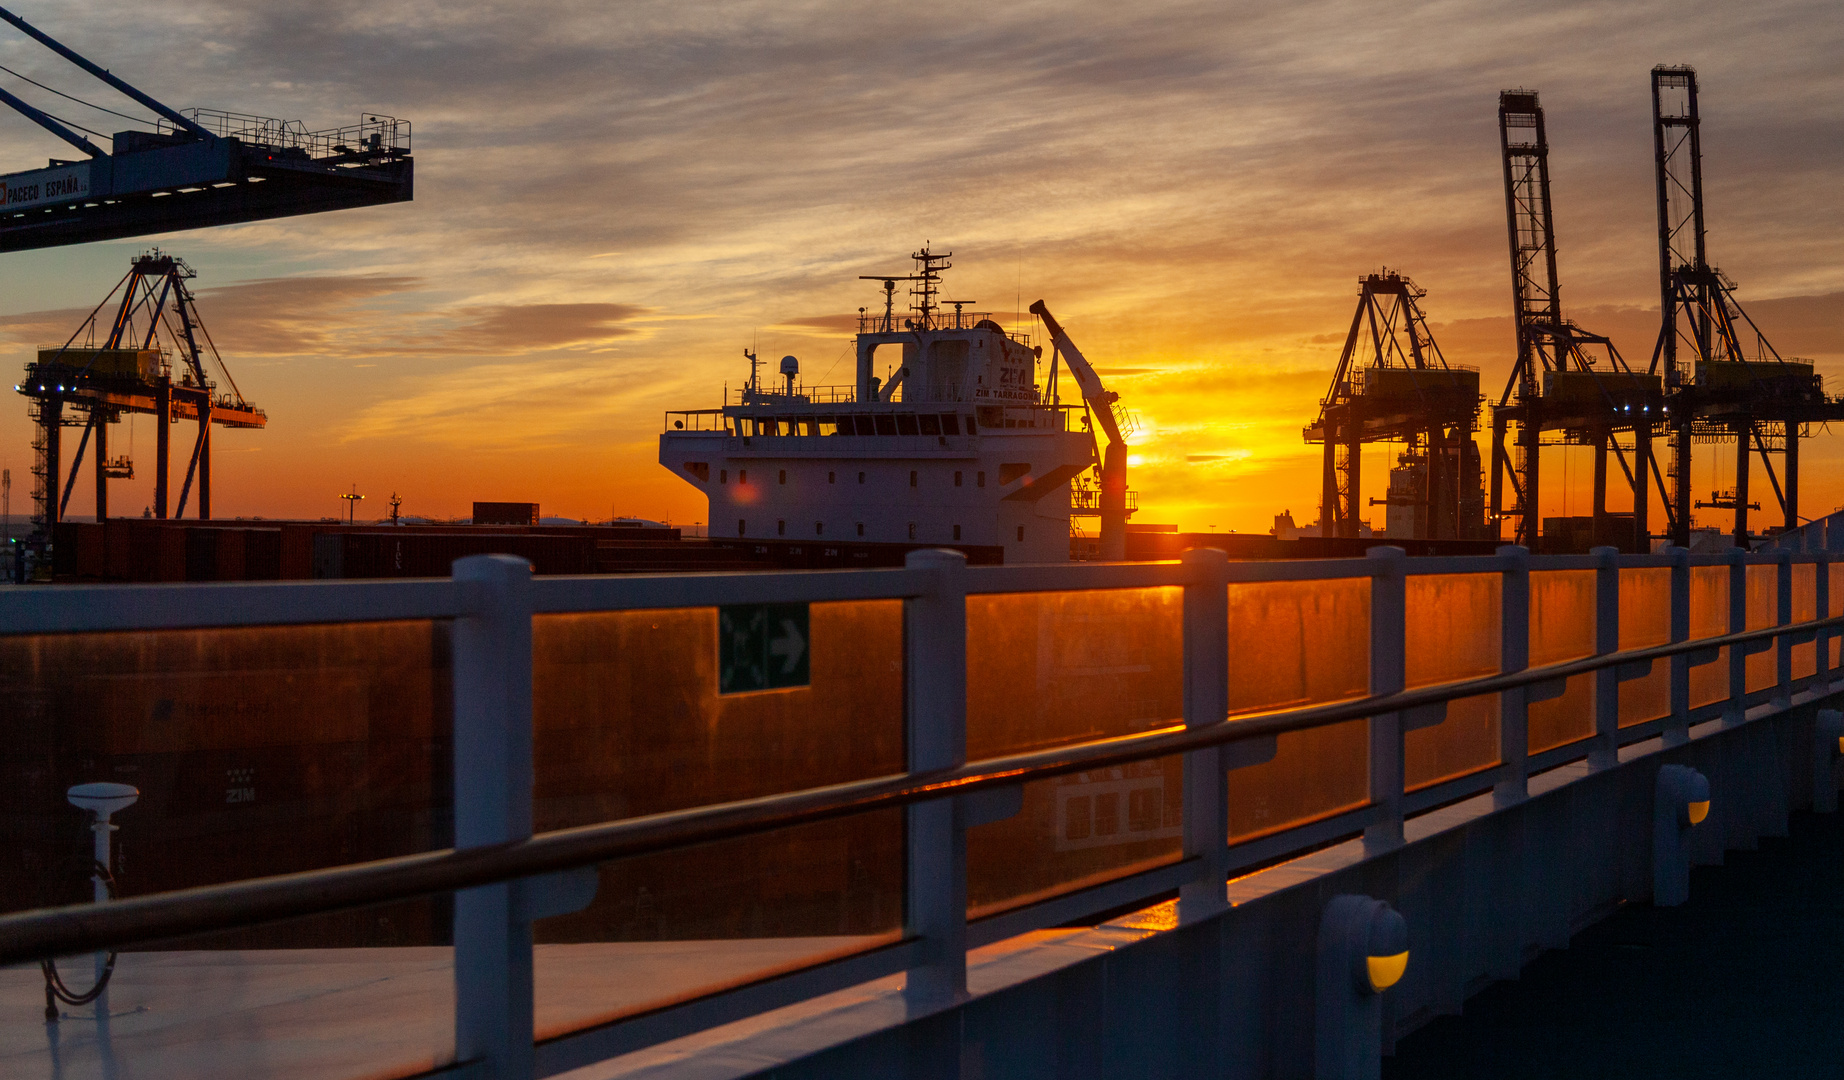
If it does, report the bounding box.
[1386,808,1844,1080]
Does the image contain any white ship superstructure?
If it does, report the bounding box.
[660,248,1128,563]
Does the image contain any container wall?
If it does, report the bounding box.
[1832,564,1841,670]
[964,588,1184,916]
[1528,570,1594,752]
[1689,566,1730,707]
[1618,567,1672,726]
[530,601,905,940]
[1403,574,1500,789]
[527,601,907,1043]
[1746,564,1776,693]
[0,620,453,950]
[1225,578,1370,840]
[1794,563,1818,680]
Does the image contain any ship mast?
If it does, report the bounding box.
[859,244,952,332]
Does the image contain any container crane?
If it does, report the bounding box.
[0,6,410,252]
[1304,272,1484,540]
[18,251,265,535]
[1491,89,1662,552]
[1648,66,1844,548]
[1029,300,1130,560]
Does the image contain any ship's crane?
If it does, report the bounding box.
[1304,272,1484,540]
[1491,89,1662,552]
[1029,300,1130,560]
[18,251,265,534]
[0,6,410,252]
[1648,66,1844,548]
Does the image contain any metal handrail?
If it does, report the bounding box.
[3,608,1837,968]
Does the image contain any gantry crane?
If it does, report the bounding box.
[1304,271,1483,540]
[1648,66,1844,548]
[1491,90,1663,552]
[0,6,410,252]
[18,252,265,533]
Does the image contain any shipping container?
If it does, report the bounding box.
[35,347,162,382]
[473,500,540,525]
[1542,369,1662,408]
[1696,359,1820,396]
[311,530,596,578]
[1358,366,1479,407]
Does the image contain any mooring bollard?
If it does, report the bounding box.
[1654,764,1710,906]
[1315,895,1409,1080]
[1815,710,1844,814]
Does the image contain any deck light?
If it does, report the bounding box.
[1655,764,1710,905]
[1817,710,1844,812]
[1317,895,1408,1076]
[1367,949,1408,992]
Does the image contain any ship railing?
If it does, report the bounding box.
[664,408,729,432]
[857,311,1006,334]
[1070,487,1139,513]
[2,540,1842,1077]
[730,384,857,406]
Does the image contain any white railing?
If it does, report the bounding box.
[0,537,1840,1077]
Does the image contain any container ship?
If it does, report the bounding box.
[660,246,1134,563]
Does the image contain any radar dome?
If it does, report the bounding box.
[779,355,800,376]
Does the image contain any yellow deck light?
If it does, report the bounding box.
[1687,799,1709,825]
[1366,950,1409,992]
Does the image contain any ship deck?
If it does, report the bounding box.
[1,937,883,1079]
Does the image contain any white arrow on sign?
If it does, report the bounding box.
[770,618,806,674]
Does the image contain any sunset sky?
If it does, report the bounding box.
[0,0,1840,534]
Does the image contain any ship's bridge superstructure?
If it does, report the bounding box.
[660,249,1101,562]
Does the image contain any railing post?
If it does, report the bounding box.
[902,548,968,1007]
[1495,545,1531,805]
[1725,547,1747,726]
[1365,546,1406,851]
[1179,547,1232,921]
[452,555,536,1080]
[1775,548,1794,707]
[1665,546,1691,748]
[1589,546,1620,770]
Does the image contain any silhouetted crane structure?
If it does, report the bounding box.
[1648,66,1844,549]
[1491,90,1663,552]
[0,6,410,252]
[18,252,265,533]
[1304,272,1483,539]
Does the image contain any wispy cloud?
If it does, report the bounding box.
[0,0,1839,526]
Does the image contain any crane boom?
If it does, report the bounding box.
[1029,300,1124,447]
[1030,300,1129,560]
[0,6,212,139]
[0,7,411,252]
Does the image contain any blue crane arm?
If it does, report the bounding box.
[0,5,212,141]
[0,83,102,157]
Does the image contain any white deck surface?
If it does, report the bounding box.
[1,938,876,1080]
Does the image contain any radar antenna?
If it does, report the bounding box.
[858,243,953,331]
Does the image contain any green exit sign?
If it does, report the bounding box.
[718,603,810,694]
